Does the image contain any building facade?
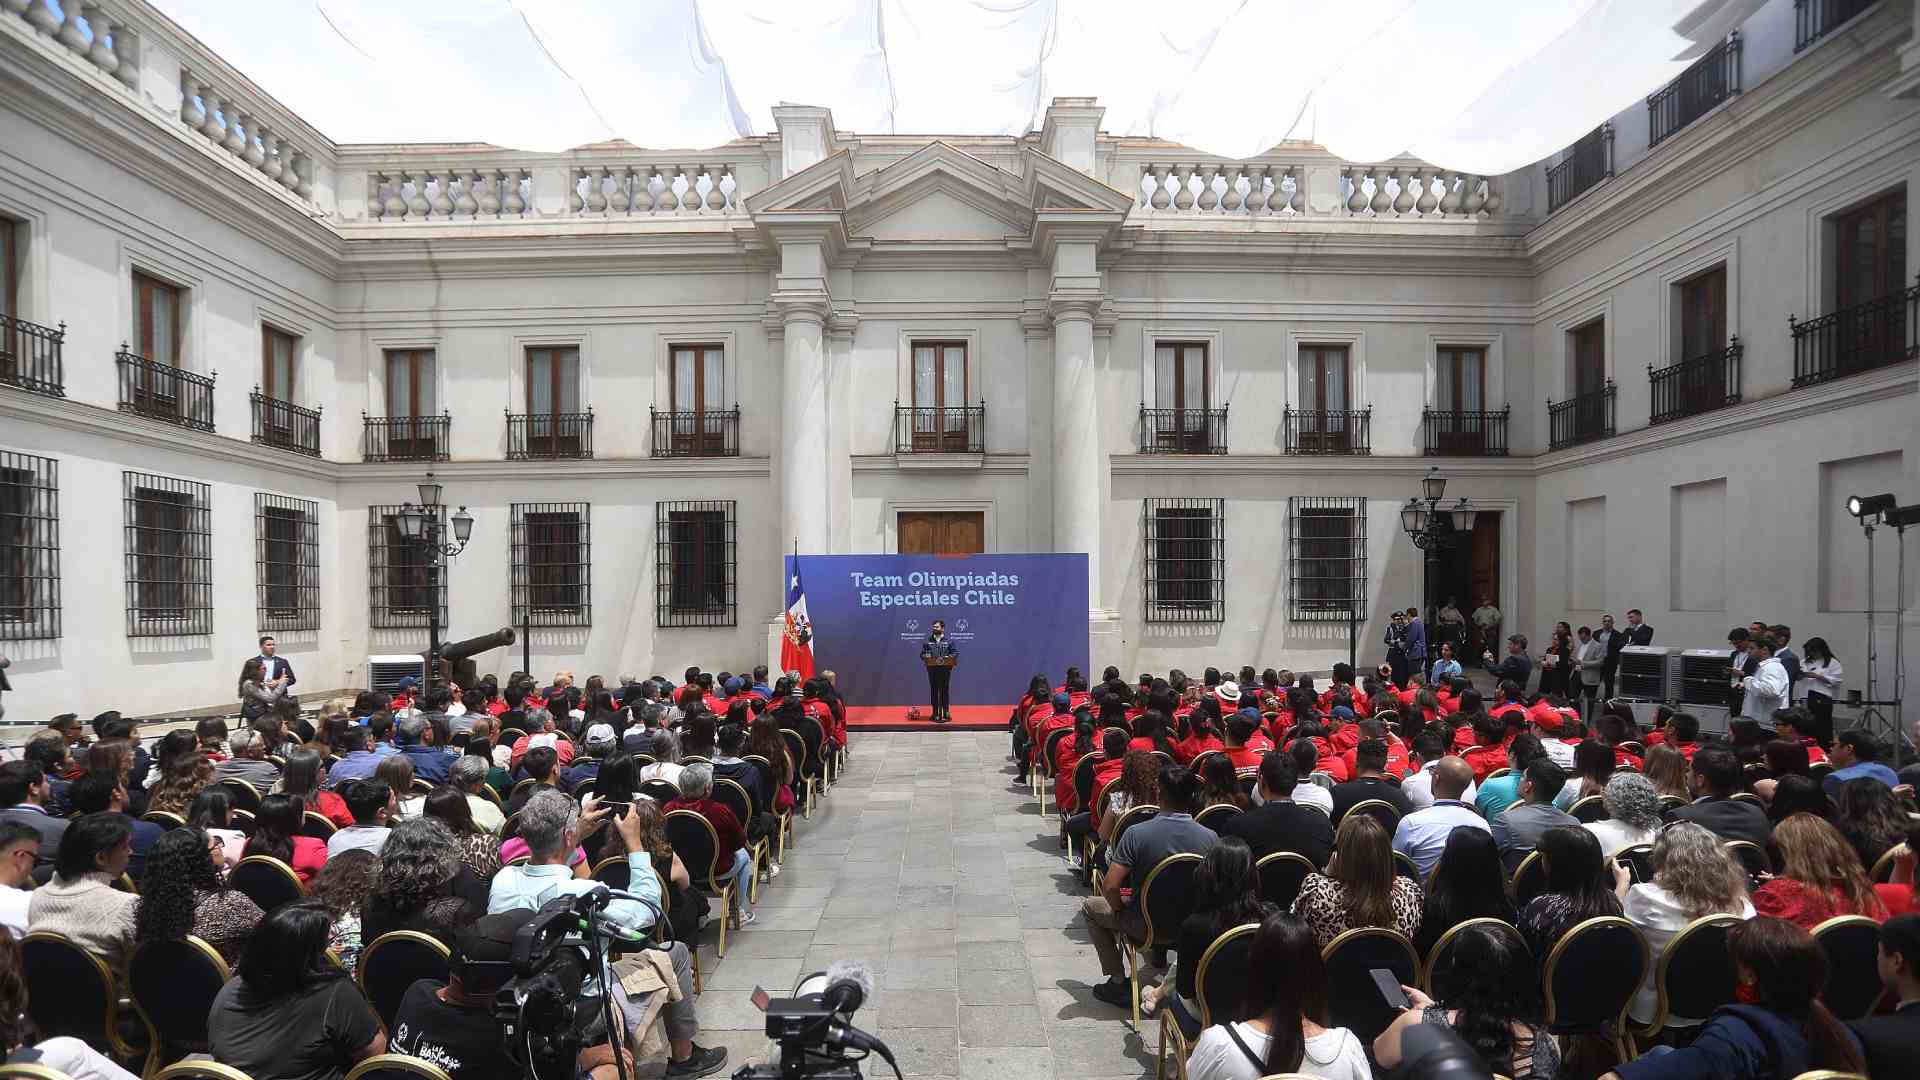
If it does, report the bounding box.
[1,0,1917,723]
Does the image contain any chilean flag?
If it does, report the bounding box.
[781,557,816,679]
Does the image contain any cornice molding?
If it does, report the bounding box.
[851,453,1031,474]
[0,386,336,481]
[1109,453,1536,479]
[341,456,774,483]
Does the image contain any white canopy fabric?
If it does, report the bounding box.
[148,0,1766,174]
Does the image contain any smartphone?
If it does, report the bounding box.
[1370,968,1410,1010]
[597,800,633,812]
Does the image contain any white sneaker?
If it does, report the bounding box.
[768,862,782,877]
[1067,853,1084,871]
[737,909,757,927]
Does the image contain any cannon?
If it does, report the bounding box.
[437,626,516,689]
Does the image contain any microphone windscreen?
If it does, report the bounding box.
[822,957,876,1013]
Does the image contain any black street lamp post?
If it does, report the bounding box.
[394,471,474,690]
[1399,467,1478,638]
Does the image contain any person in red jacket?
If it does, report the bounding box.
[1024,692,1077,783]
[1774,709,1829,764]
[1339,717,1411,780]
[1327,707,1362,753]
[664,762,755,926]
[1172,699,1225,764]
[1222,713,1266,779]
[1053,719,1097,814]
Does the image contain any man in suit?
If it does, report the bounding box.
[1595,613,1623,699]
[1850,913,1920,1078]
[255,635,296,691]
[0,760,64,882]
[1220,751,1334,866]
[1403,607,1427,685]
[920,619,958,724]
[1623,608,1653,646]
[1483,633,1534,691]
[1665,744,1771,845]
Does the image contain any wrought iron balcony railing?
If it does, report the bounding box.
[1283,407,1371,455]
[1647,33,1740,148]
[116,349,213,432]
[1796,0,1874,52]
[363,413,450,462]
[1138,406,1228,454]
[507,410,594,459]
[649,407,740,457]
[1650,340,1742,425]
[1546,123,1613,213]
[1790,278,1919,388]
[1548,380,1617,451]
[1422,407,1509,456]
[894,404,986,454]
[0,315,63,398]
[251,390,321,457]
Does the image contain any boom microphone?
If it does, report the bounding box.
[821,958,876,1015]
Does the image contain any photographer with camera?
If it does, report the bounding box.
[487,788,727,1080]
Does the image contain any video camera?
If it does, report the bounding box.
[493,885,661,1080]
[731,961,899,1080]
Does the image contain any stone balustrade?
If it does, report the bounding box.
[10,1,138,90]
[1126,157,1506,221]
[179,68,315,203]
[344,157,757,222]
[568,163,744,216]
[366,169,532,221]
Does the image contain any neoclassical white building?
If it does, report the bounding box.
[1,0,1917,725]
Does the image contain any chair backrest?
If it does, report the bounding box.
[1422,918,1529,999]
[410,778,435,795]
[1193,922,1260,1027]
[343,1055,456,1080]
[1321,927,1420,1042]
[1568,795,1609,823]
[1091,777,1120,820]
[1869,844,1904,883]
[1619,844,1656,884]
[231,808,257,836]
[664,809,725,891]
[299,811,338,839]
[154,1062,261,1080]
[509,778,539,801]
[591,856,632,890]
[500,812,522,843]
[1657,794,1688,814]
[1485,767,1511,781]
[219,778,262,813]
[1342,798,1403,835]
[1042,727,1076,777]
[640,778,682,805]
[780,729,811,775]
[1509,849,1548,904]
[475,783,503,807]
[1108,804,1159,851]
[1187,750,1224,776]
[142,810,186,830]
[1808,761,1834,780]
[357,930,452,1029]
[1392,850,1421,883]
[1729,791,1763,806]
[1254,851,1316,909]
[0,1066,80,1080]
[1722,840,1772,878]
[229,854,306,911]
[1649,914,1744,1031]
[1195,803,1242,833]
[1813,915,1886,1020]
[1136,853,1204,948]
[713,777,756,825]
[1543,916,1650,1036]
[130,935,230,1055]
[19,932,121,1054]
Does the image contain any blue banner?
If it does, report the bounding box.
[785,554,1089,706]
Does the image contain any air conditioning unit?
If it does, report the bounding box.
[368,654,425,693]
[1677,649,1734,706]
[1617,646,1678,702]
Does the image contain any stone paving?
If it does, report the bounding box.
[679,730,1156,1080]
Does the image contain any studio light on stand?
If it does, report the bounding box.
[1880,503,1917,764]
[1847,493,1900,763]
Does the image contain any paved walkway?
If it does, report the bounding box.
[678,730,1154,1080]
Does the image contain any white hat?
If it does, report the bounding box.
[585,723,617,747]
[1216,681,1242,703]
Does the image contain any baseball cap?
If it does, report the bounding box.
[1052,692,1072,710]
[725,677,745,694]
[1237,707,1262,723]
[1330,705,1356,722]
[1216,681,1242,704]
[453,910,532,992]
[395,676,418,691]
[1532,710,1564,734]
[585,723,617,749]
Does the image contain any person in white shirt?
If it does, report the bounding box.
[1735,634,1791,728]
[1470,598,1503,656]
[1185,913,1370,1080]
[1583,772,1663,858]
[1401,732,1476,811]
[1796,636,1844,744]
[1572,625,1606,721]
[0,822,38,937]
[1393,758,1489,879]
[1612,822,1754,1028]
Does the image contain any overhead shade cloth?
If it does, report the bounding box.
[148,0,1766,173]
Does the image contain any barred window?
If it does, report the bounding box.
[1143,498,1224,622]
[124,471,211,636]
[657,500,735,627]
[0,451,59,640]
[368,503,445,629]
[513,502,590,627]
[256,493,318,631]
[1289,496,1368,622]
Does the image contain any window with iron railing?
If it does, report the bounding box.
[363,413,450,462]
[256,493,319,632]
[1546,123,1613,213]
[1796,0,1875,52]
[1548,379,1617,450]
[1143,498,1224,623]
[513,502,591,627]
[124,472,211,636]
[1284,407,1371,455]
[1289,497,1367,623]
[1650,340,1742,425]
[1422,406,1509,456]
[0,315,63,398]
[1792,191,1913,386]
[650,406,739,457]
[118,349,214,431]
[0,450,58,641]
[894,403,986,454]
[252,391,320,457]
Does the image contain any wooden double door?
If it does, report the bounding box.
[898,511,984,555]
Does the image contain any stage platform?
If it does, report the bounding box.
[845,704,1010,731]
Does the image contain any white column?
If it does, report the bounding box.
[779,299,831,556]
[1050,296,1101,602]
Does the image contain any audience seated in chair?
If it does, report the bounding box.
[361,818,486,945]
[1412,827,1516,958]
[326,781,395,861]
[1218,752,1332,867]
[207,901,386,1080]
[1391,756,1485,881]
[1517,826,1622,959]
[1183,912,1369,1080]
[1848,911,1920,1078]
[1752,812,1889,930]
[663,764,755,927]
[1292,813,1421,950]
[1614,821,1755,1029]
[1141,836,1273,1031]
[1585,772,1663,858]
[133,827,263,967]
[26,812,137,978]
[1600,917,1866,1080]
[0,929,137,1080]
[1083,765,1216,1011]
[309,849,380,975]
[1491,758,1580,874]
[1665,745,1772,846]
[1376,922,1558,1080]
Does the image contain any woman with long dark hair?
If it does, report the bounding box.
[238,657,284,722]
[423,785,501,881]
[148,751,214,818]
[1054,716,1097,815]
[1834,777,1908,870]
[1414,827,1518,957]
[1517,826,1622,958]
[132,827,263,965]
[1198,752,1247,810]
[1600,917,1866,1080]
[1766,773,1833,824]
[208,900,386,1078]
[1293,814,1422,948]
[1175,699,1225,764]
[361,817,483,943]
[1131,711,1180,759]
[249,793,327,885]
[1148,837,1274,1037]
[1796,637,1842,746]
[1376,922,1557,1079]
[275,747,352,829]
[187,786,247,869]
[1097,750,1161,846]
[1184,912,1369,1080]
